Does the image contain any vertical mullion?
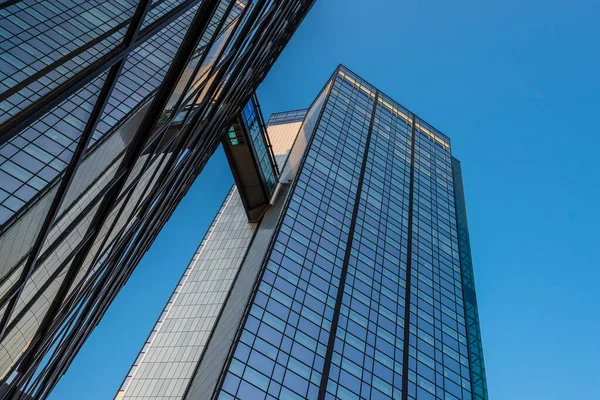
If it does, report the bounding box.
[0,67,113,341]
[317,90,380,400]
[4,0,155,378]
[401,114,418,400]
[87,0,240,272]
[14,0,222,377]
[210,62,338,400]
[0,0,152,342]
[0,0,202,145]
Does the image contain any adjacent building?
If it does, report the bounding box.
[117,66,488,400]
[0,1,315,398]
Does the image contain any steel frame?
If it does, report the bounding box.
[0,0,154,343]
[0,0,316,398]
[0,0,204,145]
[13,0,223,380]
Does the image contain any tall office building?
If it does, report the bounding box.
[0,1,315,398]
[118,66,488,400]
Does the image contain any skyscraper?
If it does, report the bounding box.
[0,1,315,397]
[118,66,488,400]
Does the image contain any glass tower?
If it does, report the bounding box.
[0,1,315,398]
[119,66,488,400]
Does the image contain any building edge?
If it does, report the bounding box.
[452,157,489,400]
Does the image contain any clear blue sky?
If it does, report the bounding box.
[50,0,600,399]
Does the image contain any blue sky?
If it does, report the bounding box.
[51,0,600,399]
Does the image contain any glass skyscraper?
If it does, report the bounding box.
[0,1,315,397]
[118,66,488,400]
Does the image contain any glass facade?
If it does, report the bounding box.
[451,159,488,400]
[214,66,487,400]
[0,0,316,397]
[0,1,237,227]
[242,97,278,195]
[0,72,107,224]
[120,65,487,400]
[116,185,259,400]
[114,105,304,400]
[0,0,135,122]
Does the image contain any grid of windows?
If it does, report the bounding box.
[0,0,229,125]
[218,69,376,400]
[0,72,107,225]
[0,154,165,377]
[142,0,183,29]
[0,0,137,123]
[0,1,229,227]
[116,186,258,400]
[0,0,316,395]
[404,121,471,400]
[267,110,308,126]
[213,66,486,400]
[323,92,412,400]
[0,0,193,355]
[90,4,202,145]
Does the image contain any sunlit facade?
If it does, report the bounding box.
[120,66,488,400]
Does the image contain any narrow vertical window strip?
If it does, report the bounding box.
[317,89,380,400]
[401,114,417,400]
